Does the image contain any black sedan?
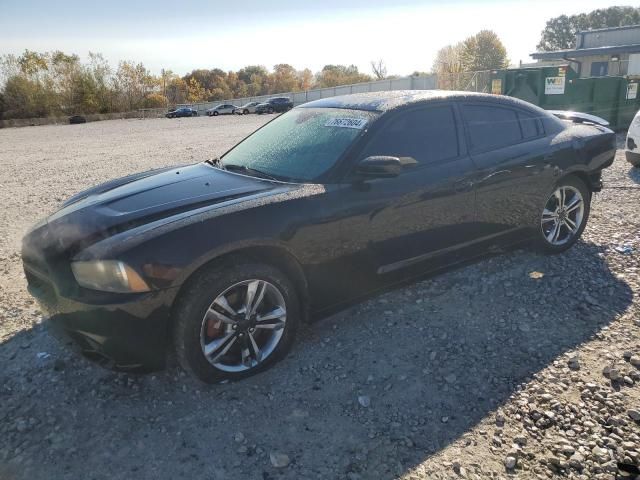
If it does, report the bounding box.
[255,97,293,114]
[22,91,615,383]
[166,107,198,118]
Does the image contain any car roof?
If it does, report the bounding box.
[298,90,546,114]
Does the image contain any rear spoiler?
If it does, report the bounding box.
[548,110,610,127]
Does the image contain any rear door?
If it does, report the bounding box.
[461,102,556,237]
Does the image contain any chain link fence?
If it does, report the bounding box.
[435,70,493,92]
[174,74,438,115]
[141,71,500,118]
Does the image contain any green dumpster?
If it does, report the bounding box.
[488,65,638,130]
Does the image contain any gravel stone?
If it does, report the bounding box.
[0,123,638,480]
[269,452,290,469]
[504,456,517,470]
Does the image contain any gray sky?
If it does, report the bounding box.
[0,0,626,76]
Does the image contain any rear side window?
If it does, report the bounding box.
[463,104,522,152]
[361,106,459,165]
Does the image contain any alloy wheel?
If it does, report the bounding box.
[199,279,287,372]
[541,185,585,246]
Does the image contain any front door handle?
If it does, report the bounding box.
[454,180,474,192]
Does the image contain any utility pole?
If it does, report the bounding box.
[161,68,167,106]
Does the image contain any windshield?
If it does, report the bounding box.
[221,108,377,182]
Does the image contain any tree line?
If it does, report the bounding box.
[537,6,640,51]
[2,5,638,120]
[0,52,375,120]
[431,30,509,90]
[431,6,640,88]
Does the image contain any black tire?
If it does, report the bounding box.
[173,259,300,383]
[536,176,591,254]
[243,109,249,115]
[627,151,640,167]
[213,111,219,116]
[267,107,274,114]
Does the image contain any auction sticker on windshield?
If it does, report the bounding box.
[324,117,368,129]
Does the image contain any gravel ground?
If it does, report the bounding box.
[0,116,639,480]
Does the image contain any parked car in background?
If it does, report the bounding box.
[166,107,197,118]
[22,91,616,383]
[68,115,87,124]
[255,97,293,114]
[207,104,237,116]
[625,109,640,167]
[234,102,260,115]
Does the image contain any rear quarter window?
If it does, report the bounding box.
[518,111,541,139]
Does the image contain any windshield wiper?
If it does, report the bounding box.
[205,157,224,169]
[223,163,283,181]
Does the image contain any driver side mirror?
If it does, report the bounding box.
[355,156,403,179]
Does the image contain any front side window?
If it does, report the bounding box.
[463,104,522,152]
[221,108,378,182]
[359,105,459,165]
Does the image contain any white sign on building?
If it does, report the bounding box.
[544,76,566,95]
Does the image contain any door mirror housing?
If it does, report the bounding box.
[355,156,403,178]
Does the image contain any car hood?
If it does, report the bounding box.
[32,163,288,253]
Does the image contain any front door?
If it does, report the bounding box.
[330,104,479,297]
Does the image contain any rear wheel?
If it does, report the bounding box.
[536,176,590,253]
[173,261,299,383]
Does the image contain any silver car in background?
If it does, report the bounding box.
[625,109,640,167]
[206,104,237,116]
[233,102,261,115]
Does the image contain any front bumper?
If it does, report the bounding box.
[26,266,179,371]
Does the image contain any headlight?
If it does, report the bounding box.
[71,260,150,293]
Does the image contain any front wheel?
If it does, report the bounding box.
[536,176,591,253]
[173,261,300,383]
[243,109,249,115]
[267,107,274,114]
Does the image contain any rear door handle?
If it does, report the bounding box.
[477,170,511,184]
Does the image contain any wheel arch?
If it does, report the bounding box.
[170,244,310,325]
[557,169,600,193]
